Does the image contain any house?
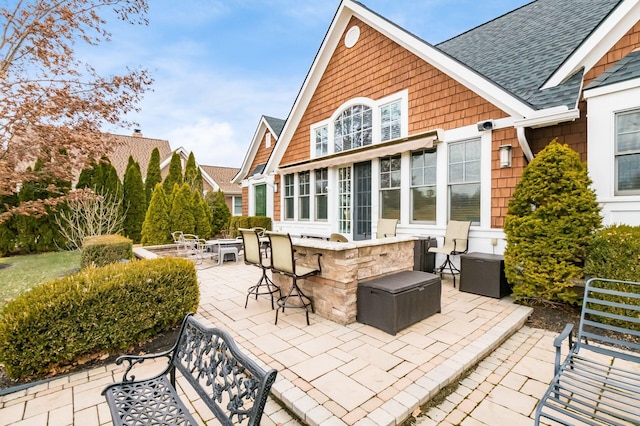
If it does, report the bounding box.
[238,0,640,254]
[108,131,241,213]
[232,115,286,217]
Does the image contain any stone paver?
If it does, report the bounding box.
[0,260,555,426]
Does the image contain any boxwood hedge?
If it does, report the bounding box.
[0,257,199,379]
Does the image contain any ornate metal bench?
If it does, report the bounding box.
[102,314,277,425]
[534,278,640,425]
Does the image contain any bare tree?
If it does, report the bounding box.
[0,0,152,223]
[54,188,125,250]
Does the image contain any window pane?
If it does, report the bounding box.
[380,189,401,219]
[316,194,327,220]
[449,143,464,163]
[412,187,436,222]
[617,111,640,133]
[618,133,640,153]
[617,153,640,191]
[450,183,480,223]
[299,197,309,220]
[390,170,401,187]
[466,160,481,181]
[285,198,294,220]
[449,163,464,183]
[412,167,423,186]
[466,140,481,160]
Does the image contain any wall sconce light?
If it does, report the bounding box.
[499,144,512,168]
[273,183,278,193]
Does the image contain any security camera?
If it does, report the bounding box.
[477,120,494,132]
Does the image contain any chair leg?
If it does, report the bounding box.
[275,278,313,325]
[245,269,280,310]
[435,255,461,287]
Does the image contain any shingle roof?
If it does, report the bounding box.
[263,116,286,137]
[585,49,640,90]
[200,165,242,194]
[107,134,172,179]
[437,0,623,109]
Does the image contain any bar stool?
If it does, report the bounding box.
[239,228,280,309]
[266,231,321,325]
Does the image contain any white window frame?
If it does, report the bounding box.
[309,90,408,159]
[283,174,295,221]
[232,196,242,216]
[615,109,640,195]
[298,171,310,220]
[410,149,437,223]
[447,138,481,225]
[314,168,328,221]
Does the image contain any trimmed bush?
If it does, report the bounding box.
[227,216,272,237]
[0,257,199,379]
[585,225,640,282]
[81,234,133,269]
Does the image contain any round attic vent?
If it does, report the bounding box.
[344,25,360,48]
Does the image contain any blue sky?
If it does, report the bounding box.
[90,0,531,168]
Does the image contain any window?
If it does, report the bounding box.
[615,110,640,193]
[310,91,407,158]
[298,171,310,220]
[448,140,481,224]
[265,132,271,148]
[233,196,242,216]
[380,155,401,220]
[380,100,401,142]
[334,104,373,153]
[338,167,351,233]
[314,126,328,157]
[315,168,328,220]
[411,150,437,222]
[254,184,266,217]
[283,174,294,220]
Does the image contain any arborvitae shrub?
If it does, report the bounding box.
[141,184,171,246]
[504,140,601,304]
[123,161,147,243]
[192,191,212,239]
[81,234,133,268]
[163,152,183,196]
[145,148,162,204]
[205,189,230,236]
[0,257,199,379]
[170,184,195,235]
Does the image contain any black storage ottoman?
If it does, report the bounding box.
[357,270,441,335]
[459,253,510,298]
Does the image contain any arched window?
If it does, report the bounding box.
[334,104,373,153]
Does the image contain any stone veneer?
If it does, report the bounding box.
[271,236,415,325]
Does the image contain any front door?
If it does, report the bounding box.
[353,161,372,240]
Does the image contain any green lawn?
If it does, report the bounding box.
[0,251,81,308]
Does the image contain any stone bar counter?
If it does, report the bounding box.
[270,236,415,325]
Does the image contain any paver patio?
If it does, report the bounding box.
[0,259,566,425]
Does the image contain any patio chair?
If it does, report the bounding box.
[266,231,321,325]
[239,228,280,309]
[428,220,470,287]
[376,218,398,238]
[329,233,348,242]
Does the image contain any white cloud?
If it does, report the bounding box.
[167,118,240,167]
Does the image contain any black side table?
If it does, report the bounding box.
[459,253,510,298]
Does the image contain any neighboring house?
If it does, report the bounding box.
[201,165,243,215]
[238,0,640,254]
[232,115,286,218]
[103,130,172,180]
[105,131,241,212]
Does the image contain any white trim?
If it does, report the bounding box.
[583,77,640,99]
[543,0,640,89]
[512,107,580,128]
[232,116,280,184]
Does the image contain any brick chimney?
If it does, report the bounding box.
[132,129,143,137]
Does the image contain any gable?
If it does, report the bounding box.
[281,17,510,167]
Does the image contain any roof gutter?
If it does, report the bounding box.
[513,107,581,162]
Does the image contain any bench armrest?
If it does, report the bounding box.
[553,323,574,376]
[115,346,175,383]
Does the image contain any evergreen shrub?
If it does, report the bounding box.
[504,140,601,304]
[0,257,199,379]
[227,216,272,237]
[81,234,133,268]
[585,224,640,282]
